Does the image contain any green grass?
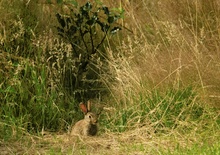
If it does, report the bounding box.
[165,141,220,155]
[0,0,220,154]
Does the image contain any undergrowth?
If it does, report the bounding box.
[0,0,220,154]
[103,86,219,135]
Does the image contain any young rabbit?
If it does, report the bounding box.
[70,101,99,136]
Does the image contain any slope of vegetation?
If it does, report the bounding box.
[0,0,219,154]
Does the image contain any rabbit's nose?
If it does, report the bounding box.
[93,120,98,123]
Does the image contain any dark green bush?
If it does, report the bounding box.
[0,1,123,137]
[56,1,123,101]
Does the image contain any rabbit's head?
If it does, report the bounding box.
[84,112,98,125]
[80,101,99,125]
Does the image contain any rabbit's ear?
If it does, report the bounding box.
[87,100,91,112]
[79,102,88,114]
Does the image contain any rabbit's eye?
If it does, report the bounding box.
[89,115,91,118]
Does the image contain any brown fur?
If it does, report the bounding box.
[70,103,98,136]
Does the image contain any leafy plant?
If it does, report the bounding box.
[56,1,123,100]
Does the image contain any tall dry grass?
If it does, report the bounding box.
[102,0,220,107]
[0,0,219,153]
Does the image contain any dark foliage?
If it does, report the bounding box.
[56,2,122,101]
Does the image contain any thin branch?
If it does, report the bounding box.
[79,26,89,54]
[94,30,109,54]
[89,26,95,55]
